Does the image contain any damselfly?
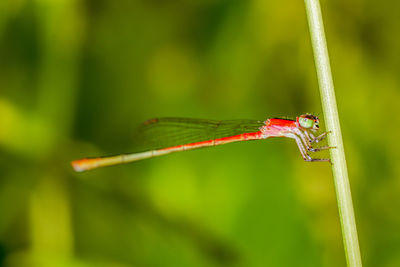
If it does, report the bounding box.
[72,114,332,172]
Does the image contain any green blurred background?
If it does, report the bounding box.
[1,0,399,266]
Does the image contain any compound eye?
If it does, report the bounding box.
[299,117,313,128]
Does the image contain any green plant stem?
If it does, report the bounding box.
[303,0,362,266]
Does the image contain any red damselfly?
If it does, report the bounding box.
[72,114,332,172]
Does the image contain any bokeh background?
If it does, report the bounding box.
[1,0,400,266]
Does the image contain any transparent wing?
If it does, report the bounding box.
[134,118,265,151]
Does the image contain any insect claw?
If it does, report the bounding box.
[306,158,331,162]
[308,145,335,152]
[310,131,331,143]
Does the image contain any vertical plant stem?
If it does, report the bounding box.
[303,0,362,266]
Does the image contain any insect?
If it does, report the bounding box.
[72,114,332,172]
